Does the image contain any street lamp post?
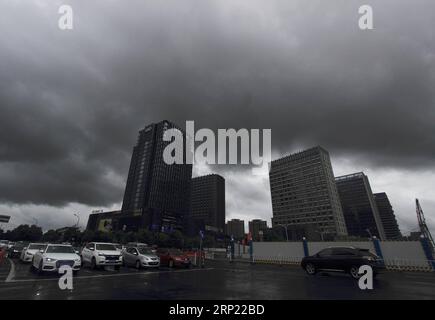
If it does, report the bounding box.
[73,213,80,229]
[277,224,289,242]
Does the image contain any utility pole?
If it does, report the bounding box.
[73,213,80,229]
[277,224,289,241]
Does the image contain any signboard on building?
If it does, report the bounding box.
[98,219,113,232]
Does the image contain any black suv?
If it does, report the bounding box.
[301,246,385,279]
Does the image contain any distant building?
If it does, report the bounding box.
[335,172,386,240]
[249,219,268,241]
[120,120,192,232]
[269,146,347,240]
[187,174,225,236]
[226,219,245,239]
[374,192,402,240]
[407,231,422,241]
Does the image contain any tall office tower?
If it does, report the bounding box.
[374,192,402,240]
[269,146,347,240]
[120,120,192,232]
[249,219,268,241]
[226,219,245,239]
[335,172,386,240]
[188,174,226,235]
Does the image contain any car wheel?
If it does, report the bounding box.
[169,259,174,268]
[91,257,97,270]
[349,266,361,279]
[305,263,316,275]
[135,260,141,270]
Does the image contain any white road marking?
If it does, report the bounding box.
[5,258,15,282]
[5,267,214,283]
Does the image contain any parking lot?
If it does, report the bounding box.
[1,257,435,299]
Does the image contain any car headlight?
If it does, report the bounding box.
[74,258,81,262]
[98,253,106,256]
[45,257,57,262]
[26,252,33,256]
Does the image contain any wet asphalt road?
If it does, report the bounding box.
[0,258,434,299]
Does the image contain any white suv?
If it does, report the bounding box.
[81,242,123,270]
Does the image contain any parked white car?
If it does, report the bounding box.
[31,244,81,274]
[0,240,8,249]
[81,242,123,270]
[20,243,47,263]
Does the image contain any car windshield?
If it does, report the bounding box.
[138,247,153,255]
[96,244,117,251]
[46,245,75,254]
[358,249,377,258]
[28,244,46,250]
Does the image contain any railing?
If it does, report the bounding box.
[382,258,434,272]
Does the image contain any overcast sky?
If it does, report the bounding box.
[0,0,434,236]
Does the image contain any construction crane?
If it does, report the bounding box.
[416,199,435,253]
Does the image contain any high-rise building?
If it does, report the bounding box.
[374,192,402,240]
[269,146,347,240]
[120,120,192,232]
[226,219,245,239]
[188,174,225,235]
[335,172,386,240]
[248,219,268,241]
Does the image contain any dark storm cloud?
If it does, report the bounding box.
[0,0,434,210]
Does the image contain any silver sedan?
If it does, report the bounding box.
[122,246,160,269]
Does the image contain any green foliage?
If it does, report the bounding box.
[62,227,82,243]
[136,229,153,244]
[42,230,61,242]
[263,227,286,242]
[5,224,43,242]
[4,223,228,249]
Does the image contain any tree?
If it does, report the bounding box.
[203,234,216,248]
[136,229,153,245]
[62,227,82,244]
[263,227,286,242]
[155,232,170,247]
[168,230,184,248]
[7,224,43,242]
[42,230,61,243]
[184,236,200,250]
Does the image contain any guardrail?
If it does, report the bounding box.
[252,256,302,265]
[382,259,434,272]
